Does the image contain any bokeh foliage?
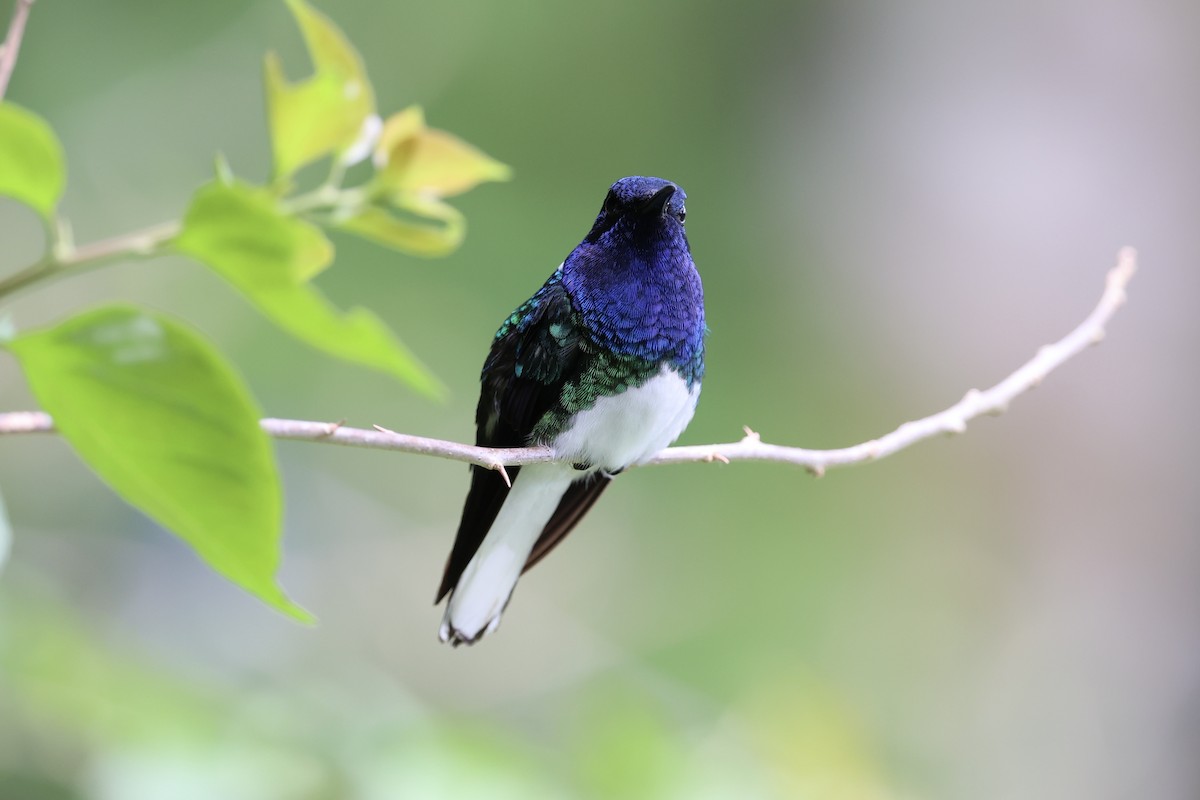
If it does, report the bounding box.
[0,0,507,617]
[1,0,1195,798]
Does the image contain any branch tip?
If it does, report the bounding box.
[1114,246,1138,278]
[806,464,826,478]
[323,419,346,436]
[741,425,760,442]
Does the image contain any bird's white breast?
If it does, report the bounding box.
[551,366,699,471]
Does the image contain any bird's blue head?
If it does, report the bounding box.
[561,176,704,371]
[582,176,687,245]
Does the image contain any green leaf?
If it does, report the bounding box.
[175,181,332,284]
[265,0,375,179]
[0,102,66,221]
[337,198,464,257]
[244,284,442,398]
[176,181,443,397]
[373,105,511,199]
[4,306,309,620]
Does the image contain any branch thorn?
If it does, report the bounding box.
[492,461,513,488]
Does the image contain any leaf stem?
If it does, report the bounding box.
[280,183,368,217]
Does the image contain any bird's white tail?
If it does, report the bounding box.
[440,463,577,645]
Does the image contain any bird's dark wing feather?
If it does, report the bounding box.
[523,472,613,572]
[437,275,582,602]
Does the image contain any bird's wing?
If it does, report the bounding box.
[523,471,612,572]
[437,274,583,602]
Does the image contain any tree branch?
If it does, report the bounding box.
[0,0,34,101]
[0,248,1138,479]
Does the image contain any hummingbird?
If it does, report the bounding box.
[436,176,706,646]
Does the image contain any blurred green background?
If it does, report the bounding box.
[1,0,1197,798]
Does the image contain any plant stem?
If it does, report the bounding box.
[1,149,369,303]
[0,220,180,300]
[0,0,33,101]
[281,184,367,217]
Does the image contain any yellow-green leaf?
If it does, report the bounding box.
[244,283,442,398]
[176,182,443,397]
[379,105,432,155]
[373,106,511,199]
[265,0,375,179]
[4,306,309,621]
[175,181,332,284]
[284,0,365,82]
[337,198,464,257]
[0,103,66,221]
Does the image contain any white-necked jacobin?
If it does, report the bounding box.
[437,176,706,646]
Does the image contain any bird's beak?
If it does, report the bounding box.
[644,184,677,216]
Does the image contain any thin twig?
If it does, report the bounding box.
[0,249,1137,474]
[0,0,34,101]
[0,221,180,300]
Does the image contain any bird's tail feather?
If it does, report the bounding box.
[440,464,576,646]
